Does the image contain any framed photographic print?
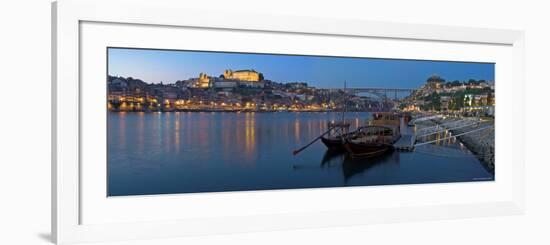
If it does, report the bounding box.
[52,0,525,244]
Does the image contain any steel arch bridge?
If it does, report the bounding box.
[327,87,418,100]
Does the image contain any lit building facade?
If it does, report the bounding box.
[194,73,211,88]
[223,69,261,82]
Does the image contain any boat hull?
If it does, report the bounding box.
[321,132,359,151]
[321,136,346,151]
[344,141,393,158]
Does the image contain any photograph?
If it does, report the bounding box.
[106,47,495,196]
[3,0,544,244]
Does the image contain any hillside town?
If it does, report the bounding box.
[107,69,393,112]
[107,70,494,116]
[400,74,495,116]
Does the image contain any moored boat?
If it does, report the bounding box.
[344,140,393,158]
[321,132,356,151]
[343,112,401,158]
[320,121,354,151]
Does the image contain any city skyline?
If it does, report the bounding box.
[108,47,495,88]
[107,47,496,196]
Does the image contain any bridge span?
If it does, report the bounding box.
[326,87,418,99]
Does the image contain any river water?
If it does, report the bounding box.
[107,111,493,196]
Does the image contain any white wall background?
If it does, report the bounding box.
[0,0,548,244]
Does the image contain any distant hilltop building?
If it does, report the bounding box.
[223,69,261,82]
[190,70,265,89]
[196,72,211,88]
[426,74,445,89]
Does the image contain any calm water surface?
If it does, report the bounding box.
[107,111,493,196]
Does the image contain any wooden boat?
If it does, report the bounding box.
[343,112,401,158]
[320,121,356,151]
[343,126,397,158]
[321,132,356,151]
[344,141,393,158]
[321,80,353,151]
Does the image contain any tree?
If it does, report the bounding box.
[422,92,441,111]
[467,79,480,85]
[449,93,465,110]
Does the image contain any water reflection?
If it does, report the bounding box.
[108,111,493,196]
[341,151,399,182]
[174,112,180,153]
[320,149,401,182]
[244,112,256,157]
[320,150,345,167]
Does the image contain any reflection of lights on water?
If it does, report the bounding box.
[174,117,180,152]
[118,111,126,149]
[137,112,144,153]
[294,120,300,142]
[245,113,256,155]
[164,112,171,152]
[308,120,314,136]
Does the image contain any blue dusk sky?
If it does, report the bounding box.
[108,47,495,89]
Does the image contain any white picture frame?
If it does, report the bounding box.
[52,0,525,244]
